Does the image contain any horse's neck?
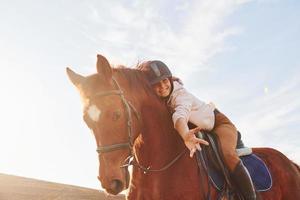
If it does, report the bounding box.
[136,100,184,166]
[130,101,204,199]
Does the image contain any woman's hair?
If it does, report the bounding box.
[171,76,183,85]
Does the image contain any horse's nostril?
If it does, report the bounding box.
[109,179,124,195]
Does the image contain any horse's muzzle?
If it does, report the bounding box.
[107,179,124,195]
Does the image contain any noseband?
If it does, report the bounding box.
[93,78,140,155]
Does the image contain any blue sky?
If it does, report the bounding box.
[0,0,299,190]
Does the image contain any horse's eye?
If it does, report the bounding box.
[112,110,121,121]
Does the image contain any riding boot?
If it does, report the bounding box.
[230,161,257,200]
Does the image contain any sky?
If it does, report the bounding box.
[0,0,299,190]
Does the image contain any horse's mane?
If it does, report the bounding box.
[113,64,160,101]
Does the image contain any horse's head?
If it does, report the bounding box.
[66,55,143,195]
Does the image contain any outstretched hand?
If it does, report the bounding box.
[183,127,209,158]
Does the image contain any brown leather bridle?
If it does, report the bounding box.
[92,78,141,155]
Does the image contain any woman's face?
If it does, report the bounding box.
[152,78,172,98]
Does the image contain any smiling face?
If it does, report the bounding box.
[152,78,172,98]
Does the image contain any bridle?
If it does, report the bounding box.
[92,77,186,174]
[93,77,141,155]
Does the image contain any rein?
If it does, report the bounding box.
[122,149,187,174]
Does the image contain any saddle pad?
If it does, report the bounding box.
[208,154,272,192]
[241,154,272,191]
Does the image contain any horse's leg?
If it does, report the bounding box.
[253,148,300,200]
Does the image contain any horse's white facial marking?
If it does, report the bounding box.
[87,104,101,122]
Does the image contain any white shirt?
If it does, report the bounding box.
[167,81,216,131]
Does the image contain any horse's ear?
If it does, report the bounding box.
[66,67,85,87]
[96,54,112,80]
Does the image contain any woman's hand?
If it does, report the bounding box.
[174,118,209,158]
[182,127,209,158]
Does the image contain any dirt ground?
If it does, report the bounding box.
[0,173,125,200]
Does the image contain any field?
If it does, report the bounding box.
[0,173,125,200]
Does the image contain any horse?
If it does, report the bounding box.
[66,54,300,199]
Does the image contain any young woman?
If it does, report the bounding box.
[139,60,257,200]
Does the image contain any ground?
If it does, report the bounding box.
[0,173,125,200]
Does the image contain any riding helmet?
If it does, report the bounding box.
[140,60,172,85]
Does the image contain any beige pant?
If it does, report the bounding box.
[211,111,240,172]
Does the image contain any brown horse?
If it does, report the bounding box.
[66,54,300,199]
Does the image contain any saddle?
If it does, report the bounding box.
[195,130,272,199]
